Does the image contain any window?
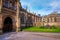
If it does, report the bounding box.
[28,17,32,23]
[54,17,56,22]
[21,16,24,24]
[47,18,49,22]
[11,4,15,10]
[3,1,8,8]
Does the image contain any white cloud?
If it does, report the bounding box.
[50,2,58,7]
[20,0,60,16]
[49,1,60,10]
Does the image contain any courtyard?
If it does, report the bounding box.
[0,0,60,40]
[0,32,60,40]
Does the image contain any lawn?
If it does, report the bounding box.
[23,27,60,33]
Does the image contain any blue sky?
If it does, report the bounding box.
[20,0,60,16]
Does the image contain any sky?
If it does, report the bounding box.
[20,0,60,16]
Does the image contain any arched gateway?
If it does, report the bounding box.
[0,0,20,34]
[3,17,13,33]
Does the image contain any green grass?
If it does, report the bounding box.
[23,27,60,33]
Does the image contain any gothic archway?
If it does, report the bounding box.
[3,17,13,33]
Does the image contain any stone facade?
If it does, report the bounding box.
[0,0,60,34]
[41,12,60,27]
[20,8,41,27]
[0,0,41,33]
[0,0,20,33]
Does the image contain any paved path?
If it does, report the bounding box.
[0,32,60,40]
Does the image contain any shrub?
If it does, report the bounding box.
[39,26,47,29]
[39,25,57,29]
[50,26,57,29]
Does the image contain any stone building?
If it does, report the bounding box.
[1,0,60,34]
[20,8,41,27]
[0,0,41,33]
[0,0,21,33]
[41,12,60,27]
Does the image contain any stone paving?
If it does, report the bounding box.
[0,32,60,40]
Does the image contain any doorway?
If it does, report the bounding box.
[3,17,13,33]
